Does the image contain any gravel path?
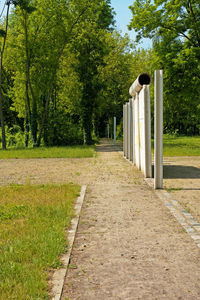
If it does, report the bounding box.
[61,140,200,300]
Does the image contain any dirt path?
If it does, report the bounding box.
[60,140,200,300]
[1,140,200,299]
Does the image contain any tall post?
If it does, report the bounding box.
[107,124,110,139]
[132,97,135,165]
[154,70,163,189]
[135,92,140,169]
[123,105,125,154]
[125,104,128,158]
[129,98,133,162]
[144,85,152,178]
[127,102,130,159]
[113,117,116,145]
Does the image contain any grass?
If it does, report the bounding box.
[165,187,182,192]
[0,145,95,159]
[152,135,200,156]
[0,183,80,300]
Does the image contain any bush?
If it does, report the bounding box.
[117,119,123,140]
[44,111,84,146]
[5,125,25,148]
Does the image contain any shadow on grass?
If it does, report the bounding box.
[163,165,200,179]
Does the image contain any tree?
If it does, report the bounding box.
[8,0,72,146]
[96,32,133,134]
[69,0,115,144]
[129,0,200,134]
[0,1,11,149]
[3,0,153,147]
[129,0,200,48]
[8,0,114,146]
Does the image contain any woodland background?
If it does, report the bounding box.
[0,0,199,149]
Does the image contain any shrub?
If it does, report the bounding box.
[5,125,25,148]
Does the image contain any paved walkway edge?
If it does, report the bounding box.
[144,178,200,248]
[51,185,87,300]
[122,153,200,249]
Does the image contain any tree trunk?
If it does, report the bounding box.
[24,11,38,147]
[82,107,93,145]
[24,78,31,147]
[36,90,50,147]
[0,3,10,149]
[24,108,29,147]
[31,99,37,146]
[0,90,6,149]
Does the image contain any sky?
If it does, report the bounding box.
[110,0,152,49]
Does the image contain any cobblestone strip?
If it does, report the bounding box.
[145,178,200,249]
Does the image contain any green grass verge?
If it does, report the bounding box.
[151,135,200,156]
[0,145,94,159]
[0,183,80,299]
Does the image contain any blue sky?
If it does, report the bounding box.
[110,0,152,49]
[110,0,134,36]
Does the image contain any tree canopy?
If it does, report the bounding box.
[129,0,200,135]
[1,0,144,148]
[0,0,199,149]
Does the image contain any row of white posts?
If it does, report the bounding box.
[123,71,163,189]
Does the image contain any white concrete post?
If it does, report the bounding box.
[129,98,133,162]
[113,117,116,145]
[143,85,152,178]
[125,104,128,158]
[123,105,125,154]
[107,124,110,139]
[132,97,135,165]
[154,70,163,189]
[135,92,140,170]
[127,102,130,160]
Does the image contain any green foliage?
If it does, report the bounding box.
[0,183,79,299]
[3,125,25,148]
[44,113,84,146]
[0,29,6,37]
[67,0,116,144]
[129,0,200,135]
[1,0,154,147]
[116,119,123,140]
[2,0,125,146]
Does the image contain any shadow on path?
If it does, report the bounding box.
[95,141,123,153]
[163,165,200,179]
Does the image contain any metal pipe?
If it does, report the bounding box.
[129,73,151,98]
[107,124,110,139]
[113,117,116,145]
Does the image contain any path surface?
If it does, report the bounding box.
[61,140,200,300]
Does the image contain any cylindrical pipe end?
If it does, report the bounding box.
[129,73,151,97]
[138,73,151,85]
